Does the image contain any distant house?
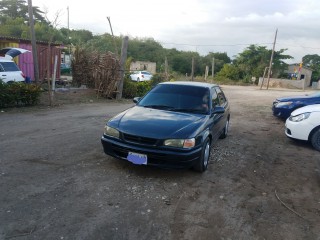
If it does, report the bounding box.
[259,63,314,89]
[130,61,156,74]
[0,36,62,81]
[284,64,313,86]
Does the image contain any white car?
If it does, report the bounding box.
[285,104,320,151]
[130,71,153,82]
[0,47,29,83]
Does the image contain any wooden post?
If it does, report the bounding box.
[212,57,215,79]
[205,66,209,81]
[27,0,40,83]
[165,56,168,81]
[191,57,194,81]
[116,36,128,100]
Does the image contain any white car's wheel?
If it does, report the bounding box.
[311,129,320,151]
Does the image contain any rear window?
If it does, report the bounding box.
[0,62,20,72]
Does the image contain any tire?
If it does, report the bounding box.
[219,118,229,139]
[194,138,211,172]
[311,129,320,151]
[137,77,140,82]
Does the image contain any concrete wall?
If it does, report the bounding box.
[130,61,156,74]
[258,77,320,89]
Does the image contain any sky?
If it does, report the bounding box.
[32,0,320,63]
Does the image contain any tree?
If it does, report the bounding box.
[0,0,46,23]
[233,44,292,81]
[303,54,320,81]
[216,64,240,80]
[202,52,231,75]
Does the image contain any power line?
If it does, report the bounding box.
[159,42,273,47]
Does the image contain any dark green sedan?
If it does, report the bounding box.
[101,81,231,172]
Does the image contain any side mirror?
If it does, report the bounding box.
[212,106,225,114]
[133,97,141,104]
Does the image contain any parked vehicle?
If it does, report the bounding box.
[272,92,320,119]
[60,63,71,74]
[285,104,320,151]
[101,81,230,172]
[130,71,152,82]
[0,47,29,83]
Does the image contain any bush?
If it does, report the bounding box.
[0,80,42,108]
[122,78,138,99]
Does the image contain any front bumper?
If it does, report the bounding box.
[285,120,313,141]
[272,106,292,119]
[101,136,203,169]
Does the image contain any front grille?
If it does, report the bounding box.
[122,133,158,145]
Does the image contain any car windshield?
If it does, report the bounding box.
[138,84,210,114]
[0,62,20,71]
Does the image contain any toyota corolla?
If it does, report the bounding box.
[101,81,230,172]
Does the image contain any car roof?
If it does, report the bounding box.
[159,81,219,88]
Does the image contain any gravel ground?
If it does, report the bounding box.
[0,85,319,240]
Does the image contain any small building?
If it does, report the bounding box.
[130,61,156,74]
[285,64,313,86]
[0,36,62,81]
[259,63,314,89]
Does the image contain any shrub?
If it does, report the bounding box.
[122,78,138,99]
[0,80,42,108]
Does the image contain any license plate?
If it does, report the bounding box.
[127,152,147,165]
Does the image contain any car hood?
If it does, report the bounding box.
[291,104,320,116]
[109,106,206,139]
[276,94,317,102]
[0,47,30,59]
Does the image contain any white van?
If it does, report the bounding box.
[0,48,29,83]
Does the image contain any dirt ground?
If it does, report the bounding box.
[1,85,319,240]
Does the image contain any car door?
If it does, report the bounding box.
[211,86,228,140]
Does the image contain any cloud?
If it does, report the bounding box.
[33,0,320,63]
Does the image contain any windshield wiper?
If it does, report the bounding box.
[143,105,174,110]
[172,108,206,113]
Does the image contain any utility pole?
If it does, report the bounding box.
[27,0,39,83]
[266,29,278,90]
[107,17,119,57]
[116,36,128,100]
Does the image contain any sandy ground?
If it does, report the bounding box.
[0,85,319,240]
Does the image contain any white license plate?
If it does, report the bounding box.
[127,152,147,165]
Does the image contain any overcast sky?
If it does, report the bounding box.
[33,0,320,63]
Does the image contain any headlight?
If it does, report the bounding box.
[276,101,293,107]
[104,126,119,138]
[289,112,311,122]
[164,138,195,148]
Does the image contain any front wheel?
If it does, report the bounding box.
[137,77,140,82]
[219,118,229,139]
[194,138,211,172]
[311,129,320,151]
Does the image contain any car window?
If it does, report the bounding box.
[211,88,219,107]
[215,87,227,105]
[0,62,20,71]
[138,84,209,114]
